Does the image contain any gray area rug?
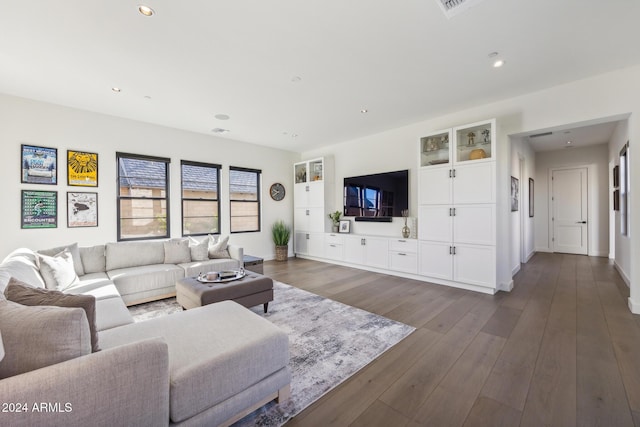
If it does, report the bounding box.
[129,281,415,426]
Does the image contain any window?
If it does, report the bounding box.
[117,153,170,241]
[181,161,221,236]
[229,166,261,232]
[620,142,630,236]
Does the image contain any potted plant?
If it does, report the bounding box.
[271,220,291,261]
[328,211,342,233]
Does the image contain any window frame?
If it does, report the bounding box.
[116,152,171,241]
[229,166,261,233]
[180,160,221,237]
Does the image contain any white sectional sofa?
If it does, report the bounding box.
[0,240,291,427]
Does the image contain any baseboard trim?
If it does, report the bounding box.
[525,250,535,262]
[498,280,514,292]
[629,297,640,315]
[535,247,553,253]
[614,261,631,287]
[511,264,521,277]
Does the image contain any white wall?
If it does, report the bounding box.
[0,93,300,260]
[534,144,609,257]
[510,137,536,275]
[302,64,639,312]
[609,120,631,284]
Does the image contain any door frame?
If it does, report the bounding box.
[548,165,591,255]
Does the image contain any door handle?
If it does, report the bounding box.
[577,221,587,224]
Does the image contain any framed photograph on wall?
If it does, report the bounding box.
[339,219,351,233]
[614,189,620,211]
[21,144,57,185]
[21,190,57,228]
[529,178,534,217]
[67,192,98,227]
[68,150,98,187]
[510,176,519,212]
[613,165,620,188]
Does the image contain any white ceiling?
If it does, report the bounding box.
[522,121,620,152]
[1,0,639,153]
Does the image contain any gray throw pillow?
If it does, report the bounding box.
[0,299,91,379]
[36,249,79,291]
[4,278,100,353]
[188,237,209,261]
[38,242,85,276]
[164,239,191,264]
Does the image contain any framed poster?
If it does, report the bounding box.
[613,165,620,188]
[67,192,98,227]
[339,219,351,233]
[21,190,57,228]
[68,150,98,187]
[510,176,519,212]
[21,144,57,185]
[529,178,534,217]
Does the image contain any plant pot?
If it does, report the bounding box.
[332,224,339,233]
[275,245,288,261]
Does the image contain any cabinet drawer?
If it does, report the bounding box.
[325,233,344,245]
[389,251,418,274]
[389,238,417,253]
[325,243,343,260]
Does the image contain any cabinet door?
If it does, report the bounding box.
[453,244,495,287]
[452,204,495,245]
[294,231,308,255]
[294,207,310,231]
[453,119,495,165]
[344,236,365,264]
[308,207,325,233]
[307,181,324,208]
[294,182,309,208]
[418,205,452,242]
[389,252,418,274]
[308,233,325,258]
[452,162,495,204]
[419,167,452,205]
[418,241,453,280]
[363,237,389,269]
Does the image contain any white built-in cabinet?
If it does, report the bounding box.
[343,235,389,268]
[293,157,333,258]
[417,119,497,290]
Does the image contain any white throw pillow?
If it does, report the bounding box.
[188,237,209,262]
[36,249,79,291]
[164,239,191,264]
[208,235,230,259]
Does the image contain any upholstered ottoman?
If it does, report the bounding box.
[176,272,274,312]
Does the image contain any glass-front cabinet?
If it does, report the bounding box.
[294,158,324,184]
[420,119,495,168]
[419,129,451,167]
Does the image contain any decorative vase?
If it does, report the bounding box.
[402,225,410,238]
[275,245,288,261]
[332,224,339,233]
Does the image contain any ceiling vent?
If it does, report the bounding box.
[435,0,487,19]
[211,128,230,134]
[528,131,553,138]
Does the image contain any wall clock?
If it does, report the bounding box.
[269,183,286,201]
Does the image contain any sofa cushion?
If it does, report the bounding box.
[4,278,100,352]
[0,331,4,362]
[188,237,209,262]
[105,241,165,271]
[164,239,191,264]
[79,244,106,274]
[37,242,85,276]
[208,234,230,258]
[36,249,80,291]
[98,301,290,423]
[0,248,46,292]
[107,264,184,298]
[0,300,91,379]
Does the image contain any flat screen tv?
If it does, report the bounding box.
[343,170,408,221]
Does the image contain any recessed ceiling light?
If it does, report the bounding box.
[493,59,505,68]
[291,134,298,138]
[144,95,151,99]
[112,87,121,93]
[290,76,302,83]
[138,5,154,16]
[566,141,572,144]
[214,114,230,120]
[360,109,368,113]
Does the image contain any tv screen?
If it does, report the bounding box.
[343,170,408,219]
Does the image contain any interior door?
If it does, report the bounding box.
[552,167,588,255]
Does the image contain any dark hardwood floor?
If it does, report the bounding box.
[262,253,640,427]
